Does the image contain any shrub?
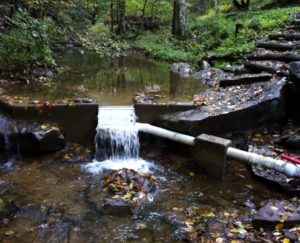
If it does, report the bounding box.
[0,9,55,74]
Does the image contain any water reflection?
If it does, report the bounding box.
[2,51,207,105]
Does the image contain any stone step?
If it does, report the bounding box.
[244,61,289,77]
[222,65,253,76]
[219,74,273,87]
[269,32,300,41]
[257,40,300,51]
[286,25,300,31]
[247,49,300,62]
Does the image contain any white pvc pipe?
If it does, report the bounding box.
[227,147,300,177]
[136,123,195,146]
[136,122,300,177]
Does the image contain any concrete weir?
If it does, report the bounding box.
[0,98,98,144]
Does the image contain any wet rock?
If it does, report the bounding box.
[134,85,162,104]
[243,200,256,209]
[219,74,272,87]
[223,65,252,76]
[257,40,300,51]
[37,222,73,242]
[157,77,287,136]
[57,143,92,163]
[102,169,157,216]
[75,85,88,93]
[245,61,289,77]
[0,179,10,196]
[276,132,300,150]
[252,165,300,194]
[0,115,66,154]
[0,180,17,219]
[202,61,211,69]
[269,32,300,41]
[142,85,161,94]
[253,200,300,229]
[16,204,51,225]
[45,70,54,78]
[193,68,228,85]
[170,63,193,78]
[289,61,300,87]
[103,198,134,217]
[247,49,300,62]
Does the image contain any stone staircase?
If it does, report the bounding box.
[157,13,300,136]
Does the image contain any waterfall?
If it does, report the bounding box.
[0,115,17,169]
[83,106,153,174]
[94,107,140,160]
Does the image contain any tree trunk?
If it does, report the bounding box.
[199,0,206,15]
[116,0,126,34]
[172,0,188,39]
[233,0,250,10]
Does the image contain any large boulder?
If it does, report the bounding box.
[289,61,300,86]
[157,76,287,136]
[0,115,66,154]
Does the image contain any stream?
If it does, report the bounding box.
[0,52,292,242]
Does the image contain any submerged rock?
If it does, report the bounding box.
[171,63,193,78]
[276,132,300,150]
[0,180,18,219]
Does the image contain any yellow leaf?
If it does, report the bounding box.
[201,212,215,217]
[275,223,284,231]
[189,172,195,177]
[5,230,15,236]
[283,238,290,243]
[40,205,46,212]
[27,227,35,233]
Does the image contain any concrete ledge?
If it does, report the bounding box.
[0,99,98,144]
[194,134,232,179]
[134,103,195,124]
[157,79,287,136]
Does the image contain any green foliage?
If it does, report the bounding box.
[0,9,55,74]
[132,6,300,64]
[79,21,129,57]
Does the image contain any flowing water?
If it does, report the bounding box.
[84,106,154,174]
[0,115,17,170]
[0,53,291,242]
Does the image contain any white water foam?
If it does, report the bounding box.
[83,106,154,174]
[83,159,154,175]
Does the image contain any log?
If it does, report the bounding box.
[244,62,289,77]
[219,74,273,87]
[257,40,300,51]
[247,53,300,62]
[269,33,300,41]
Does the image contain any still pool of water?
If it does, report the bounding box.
[1,51,207,105]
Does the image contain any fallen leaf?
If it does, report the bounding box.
[189,172,195,177]
[275,223,284,231]
[5,230,15,236]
